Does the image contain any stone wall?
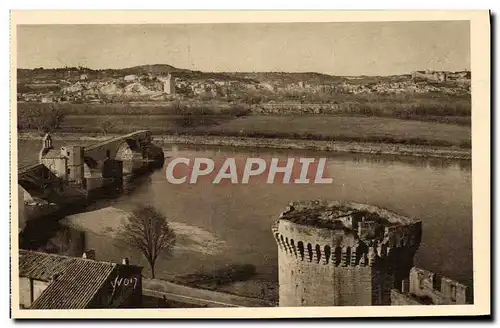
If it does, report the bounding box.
[390,289,422,305]
[276,247,374,306]
[19,278,50,309]
[390,267,469,305]
[409,267,467,304]
[19,277,31,308]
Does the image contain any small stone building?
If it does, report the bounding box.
[124,75,137,82]
[38,133,123,193]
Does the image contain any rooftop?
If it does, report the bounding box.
[19,250,141,309]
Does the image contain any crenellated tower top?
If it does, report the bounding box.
[272,200,422,267]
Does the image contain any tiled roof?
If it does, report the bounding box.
[31,260,116,309]
[20,250,118,309]
[19,250,74,281]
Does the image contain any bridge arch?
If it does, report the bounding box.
[84,156,99,169]
[115,138,144,162]
[18,180,45,200]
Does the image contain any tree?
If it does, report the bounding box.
[120,205,176,279]
[18,104,65,133]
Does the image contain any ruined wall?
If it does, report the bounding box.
[408,267,468,305]
[390,267,469,305]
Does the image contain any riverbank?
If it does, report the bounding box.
[17,131,471,160]
[18,132,471,160]
[143,279,274,308]
[61,206,277,304]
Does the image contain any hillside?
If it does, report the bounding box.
[16,64,471,153]
[16,64,471,105]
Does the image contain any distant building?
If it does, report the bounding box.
[19,250,143,309]
[411,70,447,83]
[260,83,277,92]
[80,74,88,81]
[161,74,175,95]
[22,94,39,102]
[41,97,53,103]
[124,75,137,82]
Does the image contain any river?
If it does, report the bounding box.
[18,139,473,301]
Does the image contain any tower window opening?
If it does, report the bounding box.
[307,243,313,262]
[324,245,331,264]
[315,245,322,263]
[297,241,305,260]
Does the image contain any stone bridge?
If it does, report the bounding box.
[83,130,154,168]
[18,130,164,219]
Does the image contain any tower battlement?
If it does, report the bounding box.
[273,200,421,267]
[273,200,422,306]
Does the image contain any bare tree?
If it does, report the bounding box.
[121,205,176,279]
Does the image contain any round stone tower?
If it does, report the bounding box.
[272,200,422,307]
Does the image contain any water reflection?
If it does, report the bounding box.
[169,143,471,172]
[19,163,159,253]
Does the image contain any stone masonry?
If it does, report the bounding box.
[272,200,422,307]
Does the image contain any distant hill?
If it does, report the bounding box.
[17,64,188,81]
[118,64,190,76]
[223,72,346,85]
[17,64,256,83]
[16,64,470,101]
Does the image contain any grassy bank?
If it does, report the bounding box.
[17,92,471,126]
[49,114,471,149]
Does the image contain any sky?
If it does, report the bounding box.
[16,21,470,76]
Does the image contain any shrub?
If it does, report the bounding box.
[18,105,66,132]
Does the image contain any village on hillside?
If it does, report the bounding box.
[17,66,471,105]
